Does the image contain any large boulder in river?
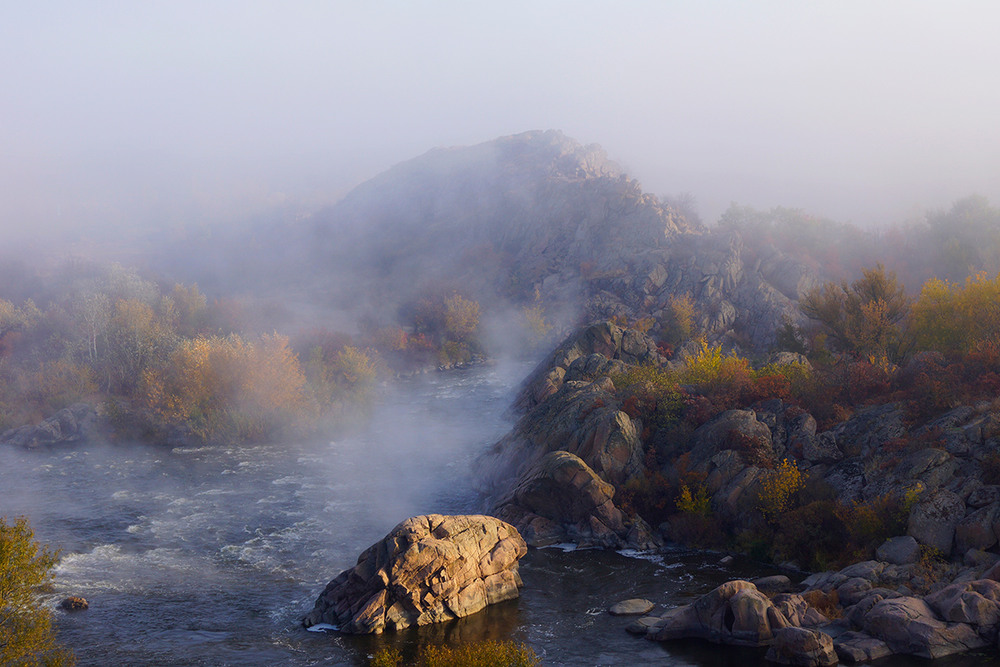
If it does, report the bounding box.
[647,580,790,646]
[302,515,526,634]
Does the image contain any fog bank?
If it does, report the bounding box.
[3,1,1000,247]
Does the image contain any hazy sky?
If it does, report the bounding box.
[3,1,999,242]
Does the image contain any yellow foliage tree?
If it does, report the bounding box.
[800,264,910,361]
[443,294,480,342]
[0,516,74,666]
[104,299,174,394]
[757,459,805,523]
[678,340,753,387]
[911,272,1000,354]
[661,294,695,344]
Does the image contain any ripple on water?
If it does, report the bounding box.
[56,544,215,594]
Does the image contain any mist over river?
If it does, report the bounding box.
[1,364,992,666]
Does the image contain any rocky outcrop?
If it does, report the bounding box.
[512,322,663,413]
[492,450,657,550]
[0,403,99,448]
[860,596,988,658]
[480,374,645,498]
[302,515,526,634]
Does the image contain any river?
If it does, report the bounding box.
[1,363,993,666]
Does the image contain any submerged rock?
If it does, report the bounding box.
[59,596,88,611]
[302,514,526,634]
[609,598,655,616]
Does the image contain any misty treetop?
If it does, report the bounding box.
[0,260,390,444]
[0,258,536,444]
[720,195,1000,293]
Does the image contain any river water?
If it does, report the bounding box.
[1,363,994,666]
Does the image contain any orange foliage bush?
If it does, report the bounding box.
[143,333,308,443]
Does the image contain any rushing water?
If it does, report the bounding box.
[2,363,996,666]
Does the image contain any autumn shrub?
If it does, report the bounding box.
[724,429,774,467]
[801,589,842,619]
[15,359,97,420]
[773,500,848,570]
[835,488,920,560]
[143,333,309,443]
[617,471,675,527]
[911,272,1000,354]
[371,641,539,667]
[609,364,684,434]
[800,264,910,362]
[520,303,554,348]
[0,516,75,666]
[668,510,727,548]
[675,483,711,516]
[658,294,696,345]
[443,294,480,342]
[844,359,893,404]
[370,647,403,667]
[678,340,753,389]
[756,459,806,524]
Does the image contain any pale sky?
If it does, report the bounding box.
[2,1,999,243]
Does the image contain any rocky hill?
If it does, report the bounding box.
[301,130,819,349]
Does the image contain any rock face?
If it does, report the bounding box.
[907,489,966,555]
[302,515,526,634]
[861,596,988,659]
[493,451,631,549]
[512,322,663,413]
[766,627,838,667]
[480,373,645,499]
[0,403,98,448]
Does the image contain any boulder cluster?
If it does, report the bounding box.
[0,403,98,449]
[633,558,1000,665]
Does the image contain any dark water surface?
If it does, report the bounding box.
[2,364,996,665]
